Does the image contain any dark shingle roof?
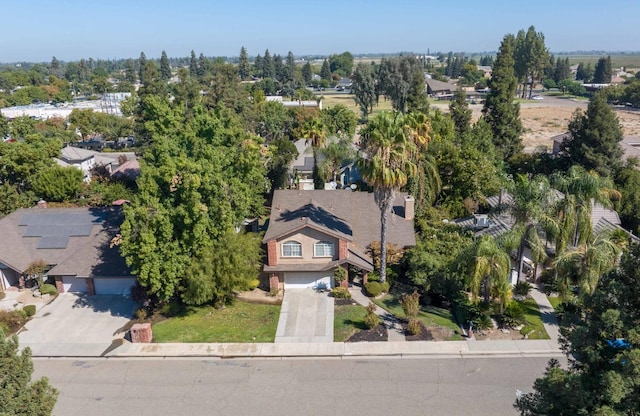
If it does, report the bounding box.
[0,206,131,277]
[263,190,416,252]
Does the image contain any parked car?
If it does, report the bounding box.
[531,95,544,100]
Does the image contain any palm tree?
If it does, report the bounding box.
[318,138,354,183]
[502,174,555,282]
[465,235,512,312]
[553,230,623,298]
[550,165,619,252]
[357,112,417,283]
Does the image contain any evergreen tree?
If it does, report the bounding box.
[351,63,377,119]
[301,61,313,85]
[272,53,284,83]
[554,57,571,83]
[262,49,275,79]
[238,46,250,80]
[481,33,523,160]
[563,90,623,177]
[593,55,613,83]
[160,50,171,81]
[320,59,331,82]
[516,244,640,415]
[124,59,136,83]
[189,50,198,78]
[449,88,472,137]
[197,53,208,79]
[0,331,58,416]
[284,51,296,83]
[138,51,147,83]
[253,54,263,78]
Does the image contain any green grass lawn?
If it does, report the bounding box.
[373,294,463,340]
[547,296,562,312]
[521,298,550,340]
[334,303,368,342]
[152,300,280,343]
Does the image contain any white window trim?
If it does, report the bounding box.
[281,241,302,257]
[314,241,334,258]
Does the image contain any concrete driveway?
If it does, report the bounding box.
[18,293,136,357]
[275,289,334,343]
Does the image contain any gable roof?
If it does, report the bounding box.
[426,78,456,94]
[0,206,131,278]
[60,146,96,163]
[263,190,416,251]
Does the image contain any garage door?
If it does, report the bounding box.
[62,276,88,293]
[93,278,136,295]
[284,271,332,289]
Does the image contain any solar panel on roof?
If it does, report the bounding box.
[38,236,70,249]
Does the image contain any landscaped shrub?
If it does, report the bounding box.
[513,281,532,298]
[23,305,36,317]
[500,301,526,328]
[367,272,380,282]
[364,302,379,329]
[400,291,420,319]
[365,281,382,297]
[0,310,28,333]
[520,324,535,337]
[135,308,148,321]
[248,279,260,290]
[332,287,351,298]
[333,267,347,286]
[407,318,421,335]
[40,284,58,296]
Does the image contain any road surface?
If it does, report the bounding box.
[34,356,556,415]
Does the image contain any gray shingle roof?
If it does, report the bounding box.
[0,207,131,278]
[263,190,416,252]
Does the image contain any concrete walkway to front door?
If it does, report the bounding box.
[275,289,334,343]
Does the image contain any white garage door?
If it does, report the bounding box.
[93,278,136,295]
[62,276,88,293]
[284,271,332,289]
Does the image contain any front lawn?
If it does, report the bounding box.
[334,303,368,342]
[373,294,463,340]
[547,296,562,311]
[520,298,550,340]
[152,300,280,343]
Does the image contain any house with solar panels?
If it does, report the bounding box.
[0,202,135,295]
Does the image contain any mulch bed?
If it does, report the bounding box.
[335,298,358,306]
[402,321,435,341]
[347,324,388,342]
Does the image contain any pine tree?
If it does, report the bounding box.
[301,61,312,85]
[481,33,523,160]
[449,88,472,137]
[160,50,171,81]
[0,331,58,415]
[238,46,250,80]
[189,50,198,78]
[593,55,612,83]
[320,59,331,82]
[138,51,147,83]
[262,49,275,79]
[284,51,296,83]
[563,90,623,177]
[124,59,136,83]
[254,54,263,78]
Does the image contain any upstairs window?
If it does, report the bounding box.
[314,241,334,257]
[282,241,302,257]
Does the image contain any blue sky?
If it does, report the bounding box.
[4,0,640,62]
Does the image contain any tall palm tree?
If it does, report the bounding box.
[318,138,354,183]
[357,112,417,283]
[502,174,555,282]
[553,230,623,298]
[550,165,619,251]
[465,235,511,312]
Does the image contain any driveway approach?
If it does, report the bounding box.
[18,293,135,357]
[275,289,334,343]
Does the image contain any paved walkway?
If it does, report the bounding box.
[348,286,406,342]
[529,284,561,349]
[274,289,334,343]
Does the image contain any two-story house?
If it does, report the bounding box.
[262,189,416,291]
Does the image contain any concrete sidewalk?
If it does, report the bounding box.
[109,338,561,359]
[348,286,406,342]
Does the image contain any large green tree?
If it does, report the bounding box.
[0,331,58,416]
[482,33,523,160]
[514,26,549,99]
[119,102,266,304]
[593,55,613,84]
[351,63,377,119]
[357,112,418,283]
[449,88,472,137]
[562,90,623,177]
[238,46,250,81]
[160,50,171,81]
[516,244,640,415]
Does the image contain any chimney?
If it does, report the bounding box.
[37,199,47,209]
[404,195,414,220]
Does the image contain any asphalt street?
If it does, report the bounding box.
[34,356,558,416]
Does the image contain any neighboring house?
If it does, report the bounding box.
[0,204,135,295]
[290,138,315,181]
[477,65,492,78]
[56,145,96,182]
[425,78,456,99]
[110,158,141,181]
[551,132,571,155]
[262,189,416,291]
[336,78,352,91]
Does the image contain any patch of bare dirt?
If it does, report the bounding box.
[473,327,524,341]
[347,324,388,342]
[402,321,455,341]
[235,288,282,305]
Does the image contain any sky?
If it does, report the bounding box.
[3,0,640,63]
